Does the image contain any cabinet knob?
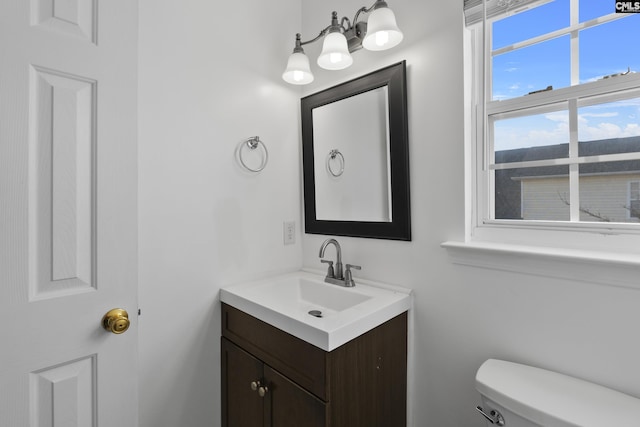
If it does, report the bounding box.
[250,381,268,397]
[258,386,268,398]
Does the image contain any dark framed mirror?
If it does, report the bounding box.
[301,61,410,240]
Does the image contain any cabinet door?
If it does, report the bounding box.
[221,338,264,427]
[264,365,327,427]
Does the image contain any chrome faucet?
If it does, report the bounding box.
[319,238,343,280]
[318,238,361,287]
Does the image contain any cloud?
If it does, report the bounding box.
[492,92,640,149]
[579,122,640,141]
[545,113,569,123]
[495,117,569,150]
[580,112,618,118]
[578,101,640,140]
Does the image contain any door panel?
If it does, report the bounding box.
[265,366,326,427]
[221,338,264,427]
[31,355,96,427]
[0,0,138,425]
[29,66,97,299]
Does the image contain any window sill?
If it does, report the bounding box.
[441,240,640,290]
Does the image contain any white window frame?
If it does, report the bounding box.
[465,0,640,254]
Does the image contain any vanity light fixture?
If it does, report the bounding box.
[282,0,403,85]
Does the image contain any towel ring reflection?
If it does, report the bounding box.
[327,148,344,178]
[327,149,344,177]
[238,136,268,172]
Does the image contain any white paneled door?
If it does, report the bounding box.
[0,0,138,426]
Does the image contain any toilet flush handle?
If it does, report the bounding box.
[476,406,505,426]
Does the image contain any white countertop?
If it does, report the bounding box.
[220,270,412,351]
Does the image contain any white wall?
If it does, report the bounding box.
[138,1,303,426]
[301,1,640,426]
[139,0,640,426]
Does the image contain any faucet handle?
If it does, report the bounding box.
[320,259,335,278]
[344,264,361,287]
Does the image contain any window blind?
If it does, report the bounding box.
[463,0,550,26]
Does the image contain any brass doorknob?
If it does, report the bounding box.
[102,308,130,334]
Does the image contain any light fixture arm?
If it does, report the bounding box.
[298,11,343,48]
[350,5,370,29]
[298,29,329,48]
[340,16,354,32]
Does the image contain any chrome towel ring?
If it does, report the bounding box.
[238,136,268,172]
[327,149,344,177]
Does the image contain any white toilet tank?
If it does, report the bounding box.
[475,359,640,426]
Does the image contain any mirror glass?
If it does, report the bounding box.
[301,61,411,240]
[313,86,391,222]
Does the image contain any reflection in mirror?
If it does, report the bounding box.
[301,61,410,240]
[313,86,391,222]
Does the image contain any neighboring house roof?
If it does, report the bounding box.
[494,136,640,219]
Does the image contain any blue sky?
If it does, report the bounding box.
[491,0,640,150]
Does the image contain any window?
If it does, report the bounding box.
[629,181,640,219]
[465,0,640,245]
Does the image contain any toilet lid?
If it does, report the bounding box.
[475,359,640,426]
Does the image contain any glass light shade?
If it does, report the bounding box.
[317,32,353,70]
[282,52,314,85]
[362,7,403,51]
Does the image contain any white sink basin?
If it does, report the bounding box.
[220,270,411,351]
[243,276,372,314]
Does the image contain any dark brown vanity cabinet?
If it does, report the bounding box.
[221,303,408,427]
[221,339,326,427]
